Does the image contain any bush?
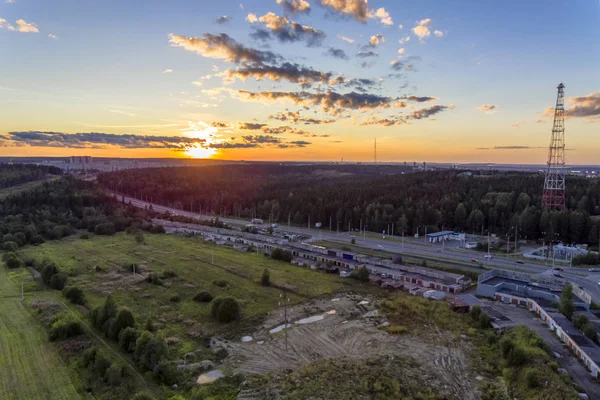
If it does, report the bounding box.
[161,270,177,279]
[94,222,116,236]
[350,266,370,282]
[63,286,85,305]
[351,238,356,245]
[152,361,179,385]
[169,294,181,303]
[210,297,240,323]
[41,263,59,284]
[506,345,527,367]
[524,367,541,388]
[261,269,270,286]
[134,231,145,244]
[81,347,98,367]
[93,351,112,378]
[212,279,228,288]
[119,327,139,353]
[131,392,156,400]
[80,233,90,240]
[194,291,214,303]
[470,305,482,321]
[146,272,163,286]
[93,296,117,330]
[49,314,83,341]
[124,263,138,273]
[108,308,135,340]
[271,248,293,262]
[3,252,23,269]
[478,312,491,329]
[105,364,123,386]
[150,224,165,234]
[3,241,18,251]
[49,273,68,290]
[499,337,515,358]
[573,314,589,330]
[134,331,168,371]
[583,323,598,343]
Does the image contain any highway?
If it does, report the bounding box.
[113,192,600,303]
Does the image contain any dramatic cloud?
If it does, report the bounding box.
[215,15,231,24]
[320,0,369,22]
[325,47,349,60]
[171,32,371,89]
[356,51,378,58]
[407,105,453,119]
[1,131,206,150]
[248,12,325,46]
[412,18,432,41]
[268,110,335,125]
[434,30,444,38]
[565,92,600,119]
[0,18,38,32]
[277,0,311,14]
[369,7,393,26]
[237,89,407,115]
[368,33,385,47]
[337,35,354,44]
[246,13,258,23]
[238,122,268,130]
[478,105,496,112]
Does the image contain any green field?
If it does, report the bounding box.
[0,267,80,400]
[20,232,350,358]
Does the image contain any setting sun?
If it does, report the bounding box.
[185,145,217,159]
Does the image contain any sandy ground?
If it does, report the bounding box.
[484,299,600,399]
[225,293,478,400]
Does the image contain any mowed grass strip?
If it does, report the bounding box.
[0,267,80,400]
[20,233,350,356]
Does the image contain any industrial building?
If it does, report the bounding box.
[425,231,465,243]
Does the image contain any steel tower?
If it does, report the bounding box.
[541,83,566,211]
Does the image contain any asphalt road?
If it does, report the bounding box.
[113,192,600,302]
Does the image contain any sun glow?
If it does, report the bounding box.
[182,120,222,159]
[185,145,217,158]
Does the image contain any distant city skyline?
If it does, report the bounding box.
[1,0,599,163]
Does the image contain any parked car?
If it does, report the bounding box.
[470,258,478,263]
[484,254,493,259]
[516,260,524,264]
[553,267,564,272]
[589,268,600,272]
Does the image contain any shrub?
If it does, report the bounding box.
[573,314,589,330]
[134,331,168,371]
[41,263,59,284]
[478,312,491,329]
[49,273,68,290]
[146,272,163,286]
[351,238,356,244]
[499,337,515,358]
[80,233,90,240]
[108,308,135,340]
[212,279,228,288]
[63,286,85,305]
[131,392,156,400]
[94,222,116,236]
[211,297,240,323]
[583,323,598,343]
[119,327,139,353]
[105,364,123,386]
[506,345,527,367]
[161,270,177,279]
[49,314,83,341]
[124,263,138,273]
[169,294,181,303]
[134,231,145,244]
[524,367,541,388]
[350,266,370,282]
[93,296,117,330]
[385,324,408,334]
[152,361,179,385]
[261,269,270,286]
[271,248,293,262]
[3,241,18,251]
[194,291,214,303]
[81,347,98,367]
[470,305,482,321]
[144,317,155,332]
[4,252,23,269]
[150,224,166,234]
[30,235,45,245]
[93,351,112,378]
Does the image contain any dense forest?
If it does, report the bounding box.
[0,174,158,250]
[0,163,62,188]
[98,165,600,246]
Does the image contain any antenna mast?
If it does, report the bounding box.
[541,83,566,211]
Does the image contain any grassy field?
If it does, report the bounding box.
[20,232,350,358]
[0,177,58,200]
[0,267,80,400]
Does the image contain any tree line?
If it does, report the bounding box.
[0,163,62,188]
[98,165,600,245]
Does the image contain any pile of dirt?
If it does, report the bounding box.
[226,293,478,400]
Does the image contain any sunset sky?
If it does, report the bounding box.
[1,0,599,163]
